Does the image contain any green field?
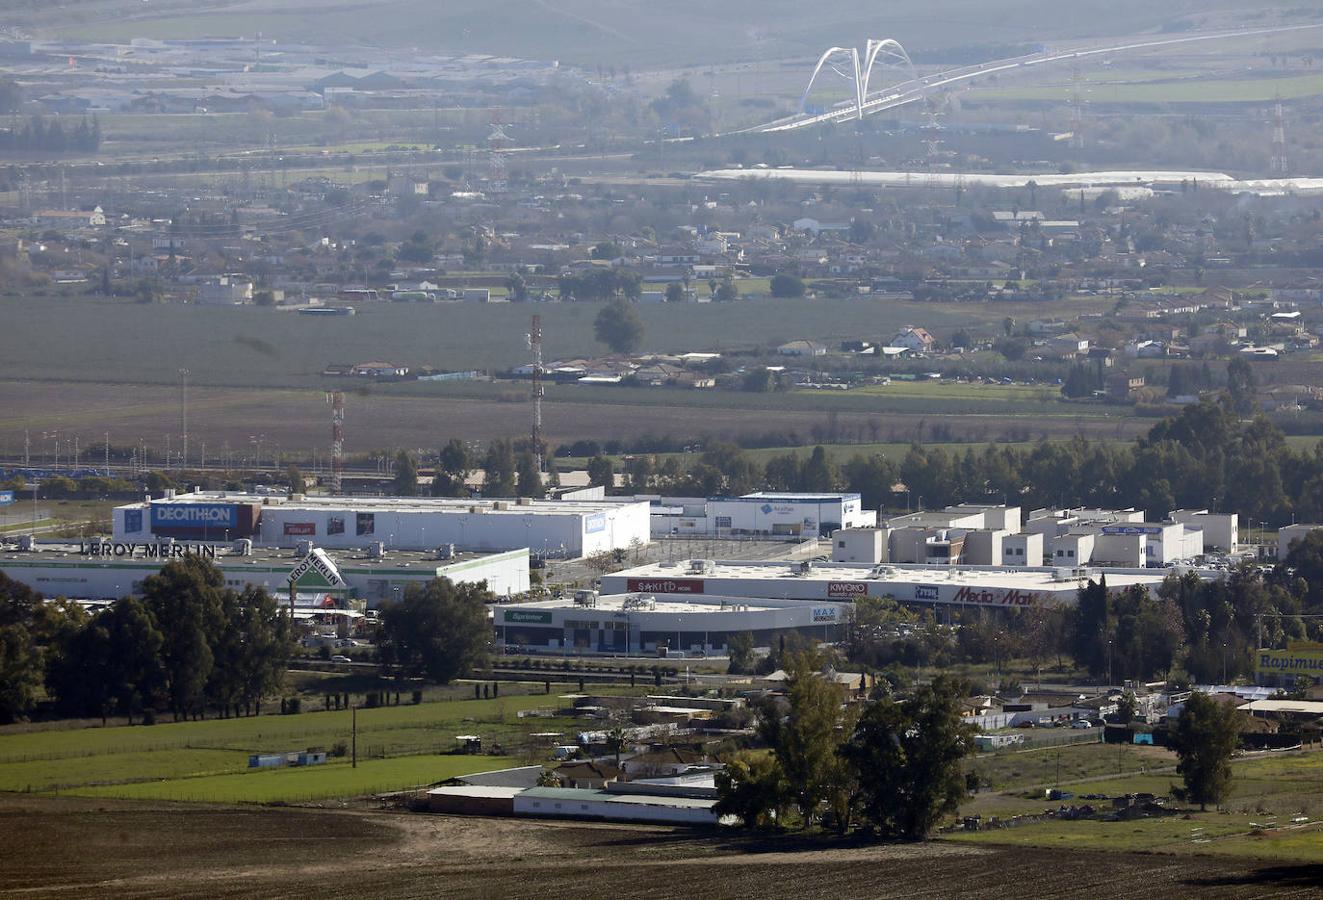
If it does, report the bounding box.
[0,690,606,803]
[0,294,1125,390]
[948,746,1323,862]
[71,754,514,803]
[973,70,1323,104]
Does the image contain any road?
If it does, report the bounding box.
[753,22,1323,133]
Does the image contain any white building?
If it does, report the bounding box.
[649,492,871,539]
[1169,509,1238,553]
[113,491,650,559]
[0,542,529,605]
[493,592,847,656]
[196,274,254,305]
[601,559,1173,611]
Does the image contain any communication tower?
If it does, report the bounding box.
[1068,63,1086,151]
[326,391,345,493]
[487,113,512,193]
[527,315,545,471]
[1271,98,1288,176]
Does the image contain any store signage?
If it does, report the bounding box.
[625,577,705,594]
[123,509,143,532]
[284,522,316,536]
[812,607,838,622]
[0,490,13,506]
[585,512,607,534]
[287,549,345,588]
[827,581,868,598]
[150,503,238,529]
[952,586,1041,607]
[78,542,218,559]
[914,585,940,601]
[1257,641,1323,675]
[504,609,553,624]
[1101,525,1163,536]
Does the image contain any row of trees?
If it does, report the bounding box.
[0,558,291,724]
[0,115,102,154]
[716,651,973,836]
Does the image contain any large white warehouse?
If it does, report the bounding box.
[112,491,651,558]
[601,559,1174,610]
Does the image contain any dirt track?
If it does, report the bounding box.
[2,795,1322,899]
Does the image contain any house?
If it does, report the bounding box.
[891,327,935,353]
[553,760,621,789]
[196,274,253,305]
[619,748,708,779]
[1106,373,1146,402]
[34,206,106,228]
[777,340,827,357]
[351,361,409,378]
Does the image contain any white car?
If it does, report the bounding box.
[331,655,352,664]
[1071,720,1094,729]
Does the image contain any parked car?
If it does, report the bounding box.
[1071,720,1094,729]
[331,655,352,664]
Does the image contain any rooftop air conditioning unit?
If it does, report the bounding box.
[516,496,532,506]
[689,559,714,574]
[437,543,455,560]
[296,540,313,558]
[232,538,252,556]
[17,535,34,551]
[368,541,385,559]
[493,501,510,511]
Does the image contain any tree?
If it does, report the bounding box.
[842,675,975,839]
[727,632,756,675]
[1225,356,1257,416]
[1169,691,1240,810]
[586,455,615,490]
[140,557,226,719]
[665,282,686,303]
[0,621,40,724]
[392,450,418,496]
[505,270,529,302]
[1116,689,1137,724]
[379,578,492,683]
[761,650,846,827]
[800,446,835,492]
[515,450,543,498]
[483,440,516,496]
[770,273,805,298]
[433,438,471,497]
[714,752,789,829]
[594,298,644,354]
[286,465,306,495]
[591,241,622,260]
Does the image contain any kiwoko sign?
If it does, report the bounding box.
[150,503,238,530]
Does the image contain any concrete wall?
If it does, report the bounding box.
[832,527,886,563]
[961,529,1008,566]
[1002,532,1043,567]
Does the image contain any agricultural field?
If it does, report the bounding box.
[951,743,1323,864]
[0,690,605,803]
[0,793,1311,898]
[971,70,1323,105]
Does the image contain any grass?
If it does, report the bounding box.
[71,754,515,803]
[947,745,1323,862]
[0,748,252,793]
[0,693,572,764]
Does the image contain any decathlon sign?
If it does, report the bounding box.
[150,503,238,529]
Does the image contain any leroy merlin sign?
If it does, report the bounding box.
[287,548,346,590]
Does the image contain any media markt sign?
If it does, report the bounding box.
[287,548,346,590]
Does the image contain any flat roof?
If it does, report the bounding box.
[610,560,1172,593]
[0,542,525,574]
[494,594,790,615]
[132,492,639,516]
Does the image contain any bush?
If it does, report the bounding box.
[284,697,301,715]
[330,740,349,758]
[411,689,423,705]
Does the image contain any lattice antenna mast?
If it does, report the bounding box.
[528,315,544,471]
[1271,98,1288,176]
[327,391,345,493]
[1069,62,1085,151]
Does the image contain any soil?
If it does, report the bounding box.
[2,794,1321,899]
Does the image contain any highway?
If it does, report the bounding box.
[752,22,1323,133]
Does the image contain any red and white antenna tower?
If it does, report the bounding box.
[326,391,344,493]
[528,315,544,471]
[1271,98,1288,176]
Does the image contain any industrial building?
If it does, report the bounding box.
[112,490,650,558]
[834,504,1215,569]
[0,541,529,604]
[492,592,848,657]
[601,558,1173,611]
[646,491,872,538]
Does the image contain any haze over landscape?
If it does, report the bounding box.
[4,0,1323,896]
